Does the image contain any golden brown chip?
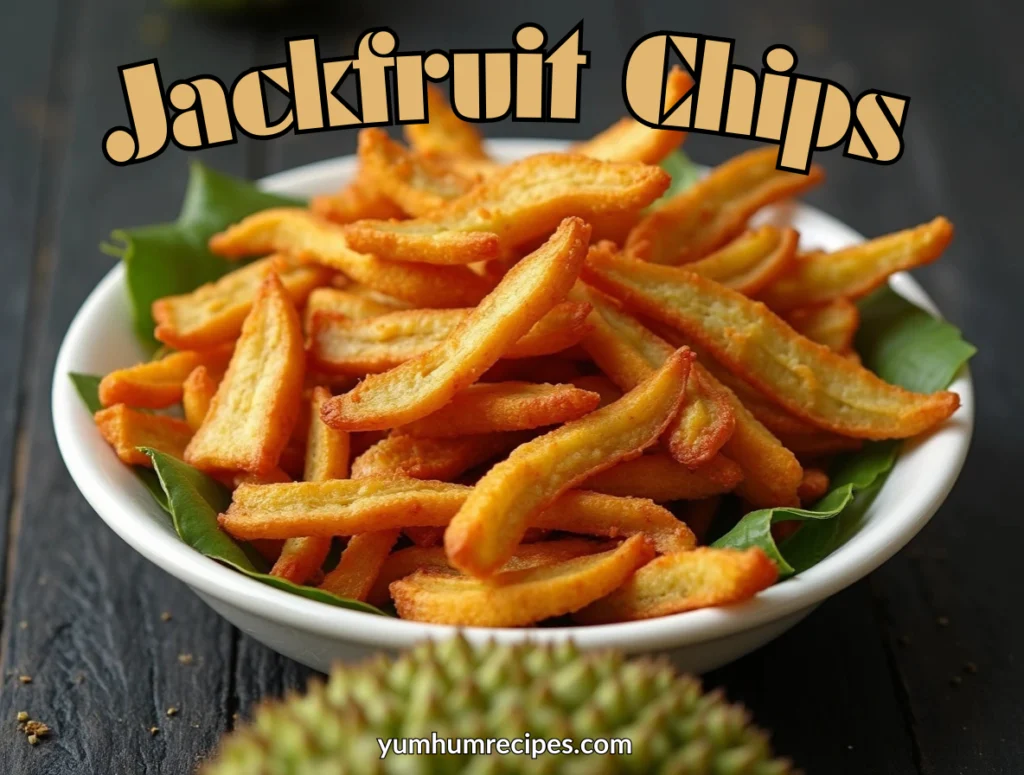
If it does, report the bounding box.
[182,366,221,432]
[94,404,193,467]
[572,66,692,164]
[683,226,798,296]
[98,346,233,410]
[209,208,495,308]
[321,217,591,431]
[444,348,692,577]
[392,535,656,626]
[395,381,600,438]
[184,274,305,475]
[759,217,954,310]
[625,146,824,264]
[269,536,331,585]
[319,530,401,601]
[568,375,622,408]
[309,168,406,225]
[582,453,743,502]
[784,298,860,353]
[583,249,960,439]
[342,154,668,265]
[152,256,330,351]
[357,128,479,216]
[404,84,490,160]
[351,432,527,481]
[308,301,592,375]
[797,468,830,504]
[574,547,778,623]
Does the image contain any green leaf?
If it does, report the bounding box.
[103,162,302,350]
[714,289,974,574]
[653,149,700,207]
[70,372,170,512]
[142,449,388,616]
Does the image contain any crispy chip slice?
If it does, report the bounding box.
[95,404,193,467]
[303,287,402,333]
[444,348,693,576]
[396,381,600,438]
[392,535,656,626]
[309,168,406,225]
[683,226,798,296]
[784,298,860,353]
[184,275,305,475]
[342,154,668,265]
[583,249,960,439]
[568,375,622,407]
[98,346,233,410]
[368,538,605,607]
[318,530,401,601]
[152,256,330,351]
[759,217,954,311]
[626,147,824,264]
[574,283,735,467]
[575,547,778,623]
[351,432,527,480]
[308,301,592,375]
[404,84,490,160]
[573,67,691,164]
[182,366,221,432]
[209,208,495,307]
[583,453,743,502]
[797,468,830,504]
[358,128,479,216]
[321,218,591,431]
[404,527,445,548]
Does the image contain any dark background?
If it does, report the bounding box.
[1,1,1020,772]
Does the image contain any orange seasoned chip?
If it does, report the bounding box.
[444,348,692,577]
[573,66,691,164]
[797,468,830,504]
[184,274,305,475]
[759,218,954,311]
[209,208,496,308]
[583,453,743,502]
[575,547,778,623]
[404,84,490,160]
[392,535,656,626]
[342,154,668,265]
[95,404,193,467]
[784,298,860,353]
[683,226,798,296]
[583,249,960,439]
[625,146,824,264]
[308,301,592,375]
[98,345,233,410]
[152,256,330,351]
[396,381,600,438]
[319,530,401,601]
[182,366,222,432]
[321,217,591,431]
[351,432,527,481]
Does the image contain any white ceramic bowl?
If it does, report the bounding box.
[52,140,974,673]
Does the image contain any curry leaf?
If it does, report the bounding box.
[102,162,302,350]
[714,288,974,574]
[142,449,388,616]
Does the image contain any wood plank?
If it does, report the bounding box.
[0,0,263,770]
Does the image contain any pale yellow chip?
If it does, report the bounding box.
[182,366,222,432]
[99,345,233,410]
[683,226,798,296]
[784,298,860,353]
[351,432,527,481]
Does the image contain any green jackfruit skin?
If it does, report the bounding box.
[202,636,794,775]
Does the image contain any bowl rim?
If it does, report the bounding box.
[52,139,974,653]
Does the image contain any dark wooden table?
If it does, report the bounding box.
[1,1,1019,772]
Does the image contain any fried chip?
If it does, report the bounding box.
[572,66,692,163]
[342,154,668,265]
[392,534,656,626]
[784,298,860,353]
[683,226,799,296]
[309,169,406,225]
[404,84,490,160]
[625,146,824,264]
[574,283,735,467]
[444,348,693,576]
[351,432,527,481]
[94,404,193,467]
[582,249,960,439]
[269,536,330,585]
[184,274,305,475]
[583,453,743,502]
[568,375,622,407]
[759,217,954,311]
[303,287,403,333]
[357,128,479,216]
[209,208,495,308]
[308,301,592,374]
[574,547,778,623]
[321,217,591,431]
[182,366,221,432]
[152,256,330,351]
[396,381,600,437]
[98,345,233,410]
[319,530,401,601]
[797,468,830,504]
